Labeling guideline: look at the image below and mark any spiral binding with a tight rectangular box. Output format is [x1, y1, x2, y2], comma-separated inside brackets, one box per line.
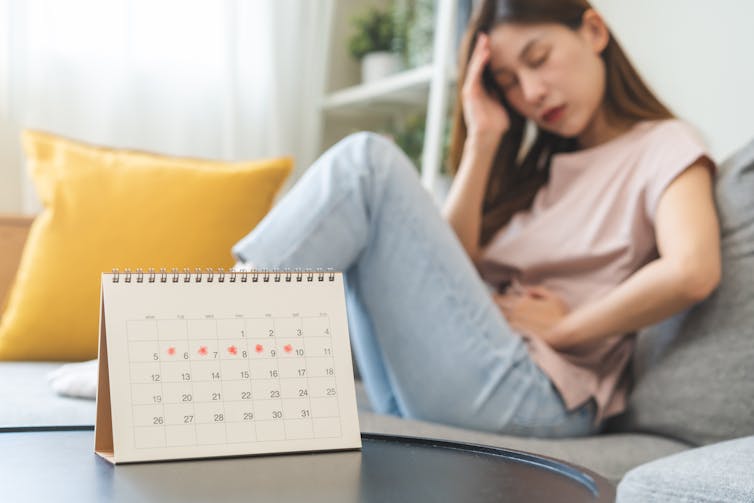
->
[111, 267, 337, 284]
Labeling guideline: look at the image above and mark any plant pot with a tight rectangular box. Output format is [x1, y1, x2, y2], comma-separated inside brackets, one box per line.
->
[361, 52, 403, 84]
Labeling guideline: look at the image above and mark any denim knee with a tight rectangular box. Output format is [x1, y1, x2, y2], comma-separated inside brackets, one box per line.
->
[334, 131, 420, 191]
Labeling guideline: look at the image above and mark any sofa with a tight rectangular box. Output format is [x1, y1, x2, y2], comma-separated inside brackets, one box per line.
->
[1, 136, 753, 501]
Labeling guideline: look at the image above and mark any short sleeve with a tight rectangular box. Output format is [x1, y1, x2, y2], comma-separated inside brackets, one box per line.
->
[642, 120, 714, 222]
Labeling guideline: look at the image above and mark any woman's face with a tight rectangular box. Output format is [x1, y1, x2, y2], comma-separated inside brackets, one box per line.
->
[486, 11, 610, 139]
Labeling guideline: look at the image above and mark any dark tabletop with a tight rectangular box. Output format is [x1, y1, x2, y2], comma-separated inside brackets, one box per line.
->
[0, 426, 614, 502]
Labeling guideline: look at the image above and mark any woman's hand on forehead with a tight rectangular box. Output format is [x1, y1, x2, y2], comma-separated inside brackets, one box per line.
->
[461, 33, 510, 142]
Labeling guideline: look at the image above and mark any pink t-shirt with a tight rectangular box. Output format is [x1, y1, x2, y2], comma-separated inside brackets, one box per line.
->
[477, 119, 711, 424]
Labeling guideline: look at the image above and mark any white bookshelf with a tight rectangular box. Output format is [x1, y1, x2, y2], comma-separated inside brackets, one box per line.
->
[318, 0, 459, 203]
[322, 64, 434, 115]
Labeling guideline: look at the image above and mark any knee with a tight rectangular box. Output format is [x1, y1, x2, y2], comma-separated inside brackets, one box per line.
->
[336, 131, 418, 182]
[330, 131, 378, 163]
[338, 131, 390, 156]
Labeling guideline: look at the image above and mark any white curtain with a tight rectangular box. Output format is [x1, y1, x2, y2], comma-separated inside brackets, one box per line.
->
[0, 0, 332, 213]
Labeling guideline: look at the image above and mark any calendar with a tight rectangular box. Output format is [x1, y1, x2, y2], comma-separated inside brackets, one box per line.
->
[95, 268, 361, 464]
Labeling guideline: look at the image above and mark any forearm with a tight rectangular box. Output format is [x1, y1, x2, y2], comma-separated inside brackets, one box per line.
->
[551, 163, 721, 351]
[442, 135, 500, 261]
[550, 257, 717, 351]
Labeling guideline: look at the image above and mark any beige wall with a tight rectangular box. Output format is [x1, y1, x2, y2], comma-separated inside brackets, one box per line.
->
[0, 0, 22, 214]
[592, 0, 754, 161]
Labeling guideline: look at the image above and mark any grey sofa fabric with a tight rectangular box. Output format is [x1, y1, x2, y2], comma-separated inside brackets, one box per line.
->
[616, 435, 754, 502]
[616, 138, 754, 446]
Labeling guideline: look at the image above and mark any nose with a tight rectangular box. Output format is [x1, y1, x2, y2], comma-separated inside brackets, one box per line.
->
[518, 70, 547, 106]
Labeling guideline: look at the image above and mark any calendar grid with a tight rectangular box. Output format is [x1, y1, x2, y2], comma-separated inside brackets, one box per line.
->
[183, 319, 198, 443]
[125, 313, 343, 449]
[302, 316, 315, 435]
[216, 319, 230, 443]
[327, 315, 342, 436]
[244, 322, 260, 443]
[273, 316, 286, 440]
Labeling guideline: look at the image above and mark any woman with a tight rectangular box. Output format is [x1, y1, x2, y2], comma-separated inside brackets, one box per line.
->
[232, 0, 720, 438]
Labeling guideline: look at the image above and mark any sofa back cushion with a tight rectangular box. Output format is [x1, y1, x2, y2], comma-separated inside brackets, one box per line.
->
[617, 138, 754, 445]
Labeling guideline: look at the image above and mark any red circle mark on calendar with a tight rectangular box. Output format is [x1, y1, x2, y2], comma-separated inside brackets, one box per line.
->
[228, 345, 238, 355]
[167, 347, 176, 356]
[198, 346, 208, 356]
[284, 344, 293, 353]
[255, 344, 264, 353]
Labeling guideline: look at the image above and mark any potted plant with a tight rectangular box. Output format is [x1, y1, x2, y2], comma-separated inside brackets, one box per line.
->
[348, 6, 404, 83]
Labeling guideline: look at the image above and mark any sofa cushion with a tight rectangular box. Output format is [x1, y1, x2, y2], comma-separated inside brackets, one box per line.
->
[0, 130, 291, 361]
[617, 436, 754, 503]
[617, 138, 754, 445]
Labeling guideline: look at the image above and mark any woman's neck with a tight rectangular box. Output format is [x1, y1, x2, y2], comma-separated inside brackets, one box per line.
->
[577, 106, 633, 149]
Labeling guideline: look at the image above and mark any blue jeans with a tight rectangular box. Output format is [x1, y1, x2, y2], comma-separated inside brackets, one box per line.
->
[232, 132, 597, 438]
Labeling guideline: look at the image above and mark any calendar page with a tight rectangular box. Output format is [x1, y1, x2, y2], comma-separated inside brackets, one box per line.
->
[95, 270, 361, 464]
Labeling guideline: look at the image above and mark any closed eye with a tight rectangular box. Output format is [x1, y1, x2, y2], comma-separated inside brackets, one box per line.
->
[528, 49, 550, 68]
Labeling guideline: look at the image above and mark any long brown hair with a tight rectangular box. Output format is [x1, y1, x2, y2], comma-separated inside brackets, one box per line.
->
[449, 0, 674, 246]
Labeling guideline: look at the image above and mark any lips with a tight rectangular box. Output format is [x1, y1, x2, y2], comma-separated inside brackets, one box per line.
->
[542, 105, 566, 124]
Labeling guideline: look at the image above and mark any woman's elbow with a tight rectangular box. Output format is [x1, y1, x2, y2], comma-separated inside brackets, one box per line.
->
[678, 258, 721, 303]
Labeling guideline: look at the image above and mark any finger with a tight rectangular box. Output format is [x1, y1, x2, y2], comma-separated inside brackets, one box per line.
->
[495, 296, 519, 310]
[463, 34, 490, 93]
[505, 296, 536, 312]
[524, 287, 569, 313]
[524, 285, 556, 300]
[497, 300, 516, 316]
[468, 33, 488, 68]
[471, 35, 490, 75]
[495, 291, 523, 301]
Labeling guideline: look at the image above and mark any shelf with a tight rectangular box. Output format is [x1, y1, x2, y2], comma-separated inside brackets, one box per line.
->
[319, 0, 460, 196]
[321, 64, 434, 116]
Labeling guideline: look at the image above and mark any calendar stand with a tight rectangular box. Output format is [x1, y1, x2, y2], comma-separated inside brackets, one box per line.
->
[94, 299, 115, 460]
[96, 269, 362, 463]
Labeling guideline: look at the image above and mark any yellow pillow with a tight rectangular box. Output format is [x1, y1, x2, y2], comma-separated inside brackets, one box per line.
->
[0, 130, 292, 361]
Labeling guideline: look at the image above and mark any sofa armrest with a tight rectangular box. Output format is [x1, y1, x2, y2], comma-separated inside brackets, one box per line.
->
[617, 436, 754, 502]
[0, 214, 34, 309]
